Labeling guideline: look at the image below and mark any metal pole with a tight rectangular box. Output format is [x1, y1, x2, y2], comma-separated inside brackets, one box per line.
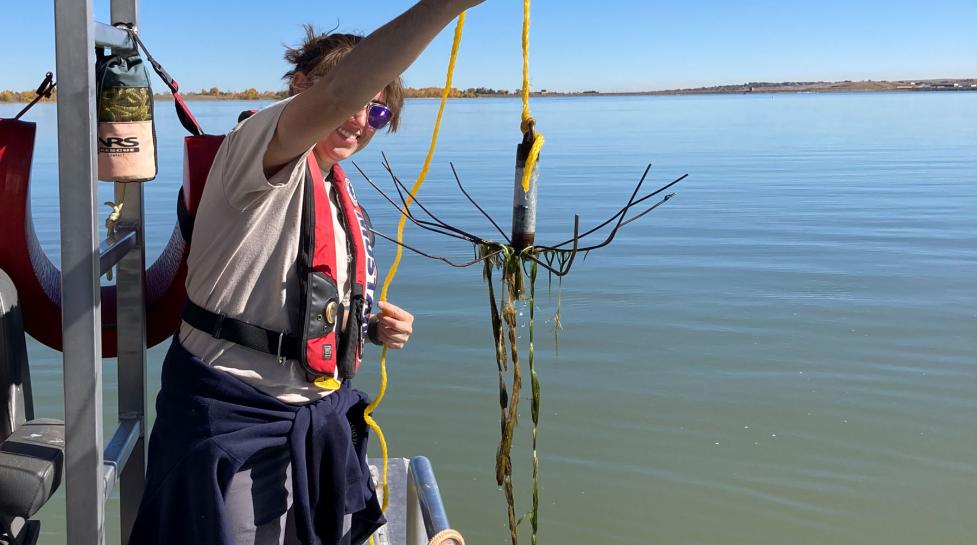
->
[406, 469, 426, 545]
[113, 186, 146, 543]
[407, 457, 454, 542]
[54, 0, 105, 543]
[511, 132, 539, 252]
[108, 3, 147, 541]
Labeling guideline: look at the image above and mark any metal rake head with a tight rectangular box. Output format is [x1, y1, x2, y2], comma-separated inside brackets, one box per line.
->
[351, 153, 686, 277]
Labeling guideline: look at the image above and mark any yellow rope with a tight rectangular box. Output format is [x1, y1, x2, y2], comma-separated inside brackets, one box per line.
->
[519, 0, 544, 193]
[364, 11, 467, 518]
[368, 1, 536, 537]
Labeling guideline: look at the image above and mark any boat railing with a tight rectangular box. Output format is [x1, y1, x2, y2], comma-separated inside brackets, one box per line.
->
[407, 457, 457, 544]
[54, 1, 147, 544]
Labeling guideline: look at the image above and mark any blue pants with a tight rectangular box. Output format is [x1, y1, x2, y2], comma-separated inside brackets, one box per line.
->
[128, 338, 384, 545]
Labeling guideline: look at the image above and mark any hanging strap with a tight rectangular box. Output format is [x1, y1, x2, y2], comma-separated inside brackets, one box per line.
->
[14, 72, 56, 121]
[118, 25, 204, 136]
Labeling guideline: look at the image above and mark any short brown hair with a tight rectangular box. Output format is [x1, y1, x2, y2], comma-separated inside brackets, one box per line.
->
[283, 24, 404, 133]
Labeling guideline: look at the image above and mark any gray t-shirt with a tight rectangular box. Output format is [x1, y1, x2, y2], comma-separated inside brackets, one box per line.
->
[179, 98, 352, 404]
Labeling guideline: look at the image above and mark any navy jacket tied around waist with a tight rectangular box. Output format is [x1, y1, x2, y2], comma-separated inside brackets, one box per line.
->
[128, 338, 385, 545]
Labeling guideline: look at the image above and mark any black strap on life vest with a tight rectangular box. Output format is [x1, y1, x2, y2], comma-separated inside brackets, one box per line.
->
[182, 299, 351, 363]
[182, 299, 319, 362]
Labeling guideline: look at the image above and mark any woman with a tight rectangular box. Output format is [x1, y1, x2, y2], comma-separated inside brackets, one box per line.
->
[129, 2, 485, 544]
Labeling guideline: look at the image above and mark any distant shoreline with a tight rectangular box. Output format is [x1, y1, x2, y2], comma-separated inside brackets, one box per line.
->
[157, 81, 977, 102]
[601, 78, 977, 97]
[3, 78, 975, 103]
[165, 79, 977, 101]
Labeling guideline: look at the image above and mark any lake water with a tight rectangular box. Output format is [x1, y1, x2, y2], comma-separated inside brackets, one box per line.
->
[3, 92, 976, 545]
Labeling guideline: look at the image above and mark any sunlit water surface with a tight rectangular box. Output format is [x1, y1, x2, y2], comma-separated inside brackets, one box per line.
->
[4, 91, 975, 544]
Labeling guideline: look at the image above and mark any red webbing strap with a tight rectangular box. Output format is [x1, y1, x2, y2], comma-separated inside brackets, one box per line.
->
[121, 26, 204, 137]
[172, 93, 203, 137]
[305, 153, 340, 376]
[329, 163, 370, 367]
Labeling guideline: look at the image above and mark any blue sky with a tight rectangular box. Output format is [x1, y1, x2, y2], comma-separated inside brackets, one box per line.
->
[3, 1, 976, 93]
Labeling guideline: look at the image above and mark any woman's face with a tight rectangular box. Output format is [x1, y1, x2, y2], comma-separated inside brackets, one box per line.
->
[314, 91, 385, 167]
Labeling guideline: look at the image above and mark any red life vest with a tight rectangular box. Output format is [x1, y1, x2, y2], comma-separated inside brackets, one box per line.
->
[180, 145, 378, 381]
[300, 153, 377, 379]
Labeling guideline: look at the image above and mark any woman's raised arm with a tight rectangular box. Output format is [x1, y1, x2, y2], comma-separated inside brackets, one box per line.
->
[264, 0, 483, 173]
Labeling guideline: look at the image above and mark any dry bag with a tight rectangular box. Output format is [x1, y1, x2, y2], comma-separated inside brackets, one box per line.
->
[96, 45, 157, 182]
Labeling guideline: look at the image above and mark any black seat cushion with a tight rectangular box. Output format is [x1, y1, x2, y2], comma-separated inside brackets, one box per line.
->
[0, 418, 64, 518]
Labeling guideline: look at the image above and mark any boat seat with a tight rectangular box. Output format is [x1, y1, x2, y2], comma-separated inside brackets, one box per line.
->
[0, 418, 64, 518]
[1, 269, 65, 520]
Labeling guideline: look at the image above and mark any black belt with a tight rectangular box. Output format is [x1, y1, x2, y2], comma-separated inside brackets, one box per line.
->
[182, 300, 302, 362]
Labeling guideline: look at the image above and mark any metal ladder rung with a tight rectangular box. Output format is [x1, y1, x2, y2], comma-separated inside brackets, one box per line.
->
[101, 417, 141, 501]
[99, 228, 137, 277]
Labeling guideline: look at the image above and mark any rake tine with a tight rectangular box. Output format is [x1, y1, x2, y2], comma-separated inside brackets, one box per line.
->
[523, 254, 564, 276]
[353, 160, 420, 218]
[539, 171, 639, 254]
[380, 153, 412, 209]
[618, 193, 675, 229]
[379, 153, 443, 230]
[382, 162, 451, 227]
[548, 170, 687, 249]
[352, 161, 481, 244]
[615, 162, 651, 223]
[560, 215, 581, 275]
[569, 193, 674, 253]
[526, 215, 579, 277]
[380, 153, 438, 222]
[378, 156, 488, 244]
[450, 162, 511, 244]
[551, 163, 650, 248]
[379, 156, 486, 243]
[370, 228, 500, 268]
[380, 154, 425, 222]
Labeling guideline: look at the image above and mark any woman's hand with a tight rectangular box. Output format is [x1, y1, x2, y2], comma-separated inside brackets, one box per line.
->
[373, 301, 414, 349]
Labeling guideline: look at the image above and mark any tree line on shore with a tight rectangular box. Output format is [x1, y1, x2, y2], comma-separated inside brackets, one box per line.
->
[1, 86, 518, 103]
[1, 89, 58, 103]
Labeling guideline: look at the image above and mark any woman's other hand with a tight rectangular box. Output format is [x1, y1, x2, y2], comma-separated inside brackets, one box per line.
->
[373, 301, 414, 349]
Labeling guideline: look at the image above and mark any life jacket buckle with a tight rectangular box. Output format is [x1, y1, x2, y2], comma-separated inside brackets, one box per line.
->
[276, 332, 286, 365]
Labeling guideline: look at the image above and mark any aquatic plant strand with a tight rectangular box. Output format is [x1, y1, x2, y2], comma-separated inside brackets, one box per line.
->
[527, 259, 540, 545]
[482, 245, 553, 545]
[501, 253, 524, 545]
[364, 11, 467, 519]
[483, 246, 522, 545]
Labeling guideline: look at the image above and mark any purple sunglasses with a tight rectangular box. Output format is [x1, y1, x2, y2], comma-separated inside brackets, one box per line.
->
[365, 101, 393, 130]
